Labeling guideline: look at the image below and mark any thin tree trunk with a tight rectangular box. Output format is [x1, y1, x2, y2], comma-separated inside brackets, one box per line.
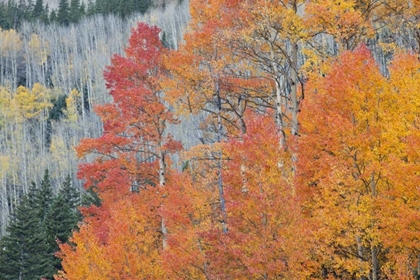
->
[158, 149, 168, 249]
[269, 40, 286, 149]
[372, 246, 379, 280]
[355, 234, 367, 280]
[371, 172, 379, 280]
[290, 42, 299, 137]
[216, 87, 228, 233]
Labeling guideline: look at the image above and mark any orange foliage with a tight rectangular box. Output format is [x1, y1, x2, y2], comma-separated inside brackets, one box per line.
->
[200, 112, 309, 279]
[298, 45, 420, 278]
[56, 0, 420, 279]
[56, 23, 183, 279]
[56, 193, 165, 279]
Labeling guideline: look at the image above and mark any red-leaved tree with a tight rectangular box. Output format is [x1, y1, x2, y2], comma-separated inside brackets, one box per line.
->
[56, 23, 182, 279]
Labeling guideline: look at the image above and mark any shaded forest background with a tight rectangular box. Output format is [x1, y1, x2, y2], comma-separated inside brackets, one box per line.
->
[0, 0, 184, 28]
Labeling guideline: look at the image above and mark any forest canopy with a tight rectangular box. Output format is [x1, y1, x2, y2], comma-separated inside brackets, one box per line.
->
[1, 0, 420, 279]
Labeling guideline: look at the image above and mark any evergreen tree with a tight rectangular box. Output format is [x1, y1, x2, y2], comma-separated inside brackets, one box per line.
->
[0, 5, 8, 29]
[40, 3, 49, 24]
[0, 172, 81, 280]
[32, 0, 44, 19]
[81, 186, 101, 208]
[96, 0, 117, 15]
[116, 0, 133, 17]
[69, 0, 81, 23]
[137, 0, 152, 14]
[45, 195, 78, 272]
[49, 94, 67, 121]
[49, 9, 58, 22]
[45, 175, 81, 273]
[79, 2, 86, 17]
[57, 0, 70, 26]
[7, 0, 20, 29]
[86, 0, 96, 16]
[60, 175, 80, 209]
[34, 169, 54, 223]
[0, 184, 53, 279]
[18, 0, 33, 22]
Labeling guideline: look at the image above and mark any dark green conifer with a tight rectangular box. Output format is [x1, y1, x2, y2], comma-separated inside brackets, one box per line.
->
[60, 175, 80, 209]
[86, 0, 96, 16]
[34, 170, 54, 223]
[0, 3, 9, 28]
[32, 0, 44, 19]
[40, 3, 49, 24]
[57, 0, 70, 25]
[69, 0, 81, 23]
[0, 183, 53, 279]
[137, 0, 152, 14]
[79, 2, 86, 17]
[7, 0, 21, 29]
[49, 9, 58, 22]
[45, 175, 81, 272]
[45, 195, 78, 271]
[0, 172, 81, 280]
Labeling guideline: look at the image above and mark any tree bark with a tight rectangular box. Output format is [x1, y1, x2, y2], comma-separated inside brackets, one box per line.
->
[158, 149, 168, 249]
[216, 87, 228, 233]
[290, 42, 299, 137]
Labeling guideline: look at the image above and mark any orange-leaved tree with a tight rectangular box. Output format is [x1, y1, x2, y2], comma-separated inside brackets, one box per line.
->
[298, 45, 420, 279]
[197, 112, 309, 279]
[56, 23, 182, 279]
[162, 0, 260, 239]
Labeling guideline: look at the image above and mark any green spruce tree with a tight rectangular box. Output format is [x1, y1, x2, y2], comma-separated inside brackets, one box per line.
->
[69, 0, 81, 23]
[40, 3, 49, 24]
[86, 0, 96, 16]
[34, 170, 54, 223]
[0, 3, 9, 28]
[79, 2, 86, 17]
[49, 9, 58, 22]
[45, 175, 81, 273]
[7, 0, 21, 29]
[137, 0, 152, 14]
[60, 175, 80, 209]
[32, 0, 44, 19]
[81, 186, 101, 208]
[0, 183, 53, 280]
[57, 0, 70, 25]
[45, 197, 77, 272]
[0, 172, 81, 280]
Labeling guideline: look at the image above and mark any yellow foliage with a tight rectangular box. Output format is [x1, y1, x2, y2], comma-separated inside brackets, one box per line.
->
[299, 47, 420, 278]
[0, 28, 22, 56]
[28, 33, 50, 65]
[0, 156, 10, 177]
[63, 89, 80, 123]
[0, 87, 13, 126]
[14, 84, 53, 120]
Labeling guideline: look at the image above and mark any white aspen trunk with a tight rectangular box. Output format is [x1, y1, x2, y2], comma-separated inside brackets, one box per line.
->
[0, 176, 9, 236]
[371, 173, 379, 280]
[21, 124, 28, 194]
[158, 148, 168, 249]
[371, 246, 379, 280]
[290, 42, 299, 137]
[216, 86, 228, 234]
[269, 40, 286, 149]
[356, 234, 365, 280]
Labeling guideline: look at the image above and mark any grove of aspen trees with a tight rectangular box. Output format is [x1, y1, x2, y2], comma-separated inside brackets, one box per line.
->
[1, 0, 420, 279]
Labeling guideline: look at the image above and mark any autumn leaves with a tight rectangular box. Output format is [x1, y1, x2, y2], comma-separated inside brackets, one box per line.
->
[299, 47, 420, 278]
[57, 0, 420, 279]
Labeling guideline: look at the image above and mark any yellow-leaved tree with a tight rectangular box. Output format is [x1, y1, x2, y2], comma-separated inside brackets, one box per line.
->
[298, 46, 420, 279]
[14, 83, 52, 121]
